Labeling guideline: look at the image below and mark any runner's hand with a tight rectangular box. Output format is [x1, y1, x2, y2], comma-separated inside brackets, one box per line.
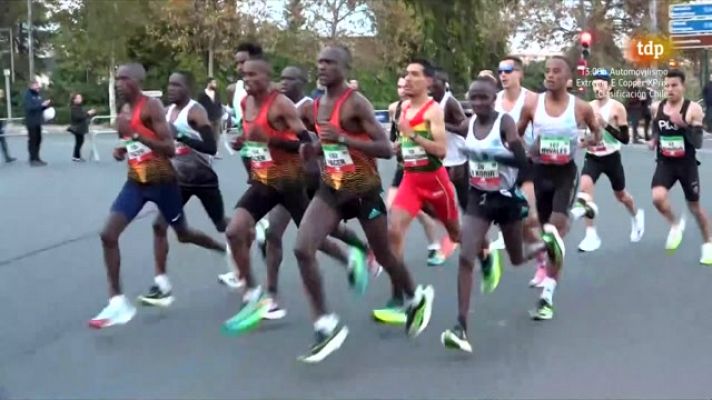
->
[113, 146, 126, 161]
[317, 122, 344, 142]
[669, 111, 687, 127]
[231, 136, 245, 151]
[647, 139, 657, 151]
[392, 141, 401, 154]
[300, 142, 318, 161]
[595, 113, 607, 129]
[398, 119, 415, 139]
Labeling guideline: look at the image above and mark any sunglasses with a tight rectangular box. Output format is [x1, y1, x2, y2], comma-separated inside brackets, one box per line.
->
[498, 67, 516, 75]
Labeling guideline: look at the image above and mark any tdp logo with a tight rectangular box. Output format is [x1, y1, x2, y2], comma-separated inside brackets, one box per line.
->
[637, 41, 664, 59]
[629, 35, 674, 66]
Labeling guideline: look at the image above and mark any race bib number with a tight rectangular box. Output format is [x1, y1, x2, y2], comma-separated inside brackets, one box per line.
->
[469, 160, 501, 191]
[125, 139, 154, 164]
[175, 141, 191, 156]
[322, 144, 355, 173]
[539, 136, 571, 164]
[245, 141, 273, 169]
[660, 136, 685, 158]
[401, 140, 428, 168]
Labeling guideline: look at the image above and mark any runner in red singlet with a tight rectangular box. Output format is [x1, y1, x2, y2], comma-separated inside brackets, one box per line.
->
[89, 63, 224, 330]
[295, 46, 434, 362]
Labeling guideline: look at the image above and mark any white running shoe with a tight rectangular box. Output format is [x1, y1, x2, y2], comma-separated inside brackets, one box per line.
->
[700, 243, 712, 265]
[263, 298, 287, 320]
[578, 228, 601, 252]
[630, 209, 645, 242]
[665, 217, 686, 252]
[491, 231, 505, 250]
[88, 295, 136, 329]
[218, 271, 245, 289]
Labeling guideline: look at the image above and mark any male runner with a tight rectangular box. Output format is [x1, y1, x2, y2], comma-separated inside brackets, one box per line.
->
[136, 71, 229, 306]
[387, 76, 446, 266]
[219, 42, 264, 288]
[295, 46, 434, 361]
[495, 56, 546, 284]
[441, 77, 562, 352]
[518, 56, 601, 320]
[574, 70, 644, 252]
[388, 59, 460, 268]
[648, 69, 712, 264]
[89, 64, 225, 329]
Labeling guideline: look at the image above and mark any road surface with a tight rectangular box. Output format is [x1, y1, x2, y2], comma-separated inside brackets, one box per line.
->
[1, 133, 711, 399]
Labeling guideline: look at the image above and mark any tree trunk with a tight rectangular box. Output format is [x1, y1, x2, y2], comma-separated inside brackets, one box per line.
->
[208, 35, 214, 77]
[108, 53, 116, 125]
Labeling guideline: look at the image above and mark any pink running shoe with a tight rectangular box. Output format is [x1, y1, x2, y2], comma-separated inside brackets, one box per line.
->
[529, 253, 547, 288]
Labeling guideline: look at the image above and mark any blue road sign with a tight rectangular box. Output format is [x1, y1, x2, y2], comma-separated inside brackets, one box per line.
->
[670, 18, 712, 35]
[670, 3, 712, 20]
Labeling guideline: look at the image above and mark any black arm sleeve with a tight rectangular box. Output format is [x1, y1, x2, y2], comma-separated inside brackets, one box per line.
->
[177, 124, 217, 155]
[687, 125, 704, 149]
[606, 124, 630, 144]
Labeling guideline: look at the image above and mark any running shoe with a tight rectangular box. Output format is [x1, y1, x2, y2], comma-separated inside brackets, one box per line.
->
[491, 231, 505, 250]
[440, 235, 458, 259]
[366, 250, 383, 278]
[217, 271, 245, 289]
[255, 218, 269, 260]
[630, 209, 645, 242]
[372, 299, 407, 325]
[347, 247, 368, 295]
[137, 285, 174, 307]
[577, 228, 601, 252]
[541, 224, 565, 266]
[666, 217, 686, 254]
[298, 322, 349, 363]
[700, 243, 712, 265]
[480, 248, 502, 294]
[222, 290, 271, 336]
[529, 262, 547, 288]
[427, 248, 446, 266]
[570, 193, 598, 220]
[405, 284, 435, 338]
[441, 324, 472, 353]
[529, 298, 554, 320]
[88, 296, 137, 329]
[263, 297, 287, 320]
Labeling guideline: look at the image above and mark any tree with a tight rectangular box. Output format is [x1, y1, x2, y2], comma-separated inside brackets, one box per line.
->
[302, 0, 371, 41]
[1, 0, 54, 82]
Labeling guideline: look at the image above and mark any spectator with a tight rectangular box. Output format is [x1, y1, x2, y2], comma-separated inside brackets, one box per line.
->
[68, 93, 95, 162]
[702, 73, 712, 130]
[348, 79, 359, 90]
[626, 78, 651, 142]
[0, 89, 16, 163]
[197, 77, 223, 149]
[24, 80, 51, 166]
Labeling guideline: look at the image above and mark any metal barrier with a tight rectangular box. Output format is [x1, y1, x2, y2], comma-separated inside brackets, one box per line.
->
[0, 117, 28, 136]
[88, 114, 117, 162]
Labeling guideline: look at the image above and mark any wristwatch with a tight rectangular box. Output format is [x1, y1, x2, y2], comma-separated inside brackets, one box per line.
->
[132, 133, 140, 141]
[337, 135, 346, 144]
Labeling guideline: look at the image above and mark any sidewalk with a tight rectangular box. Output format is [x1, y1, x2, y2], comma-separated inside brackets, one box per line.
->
[2, 123, 72, 137]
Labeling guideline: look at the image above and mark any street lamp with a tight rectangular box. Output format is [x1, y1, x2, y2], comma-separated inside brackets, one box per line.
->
[0, 28, 15, 82]
[3, 68, 11, 121]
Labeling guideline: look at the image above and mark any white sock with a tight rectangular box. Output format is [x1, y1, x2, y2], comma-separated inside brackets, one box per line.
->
[314, 314, 338, 333]
[540, 277, 557, 304]
[109, 294, 127, 307]
[154, 274, 172, 293]
[585, 226, 597, 236]
[427, 242, 441, 251]
[242, 286, 262, 303]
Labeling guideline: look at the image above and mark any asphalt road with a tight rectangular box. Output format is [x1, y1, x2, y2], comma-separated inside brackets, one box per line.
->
[1, 133, 712, 399]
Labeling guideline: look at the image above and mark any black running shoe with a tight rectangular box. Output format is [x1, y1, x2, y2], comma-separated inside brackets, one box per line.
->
[137, 285, 174, 307]
[298, 323, 349, 363]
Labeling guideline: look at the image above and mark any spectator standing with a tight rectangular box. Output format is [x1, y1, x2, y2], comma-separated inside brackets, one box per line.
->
[24, 80, 51, 166]
[68, 93, 95, 162]
[197, 77, 223, 156]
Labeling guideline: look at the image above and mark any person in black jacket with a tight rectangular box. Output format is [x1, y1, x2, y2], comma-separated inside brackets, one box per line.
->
[196, 77, 223, 156]
[68, 93, 96, 161]
[24, 80, 51, 166]
[0, 89, 16, 163]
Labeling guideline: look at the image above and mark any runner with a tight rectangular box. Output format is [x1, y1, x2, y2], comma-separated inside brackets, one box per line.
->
[387, 76, 447, 266]
[219, 42, 264, 288]
[574, 69, 644, 252]
[648, 69, 712, 263]
[387, 59, 460, 270]
[494, 56, 548, 285]
[440, 77, 562, 352]
[134, 71, 230, 306]
[89, 64, 225, 329]
[518, 56, 601, 320]
[256, 65, 374, 320]
[295, 46, 434, 362]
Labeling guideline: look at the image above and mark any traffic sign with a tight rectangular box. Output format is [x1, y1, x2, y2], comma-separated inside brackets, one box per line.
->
[670, 3, 712, 20]
[670, 18, 712, 35]
[672, 34, 712, 49]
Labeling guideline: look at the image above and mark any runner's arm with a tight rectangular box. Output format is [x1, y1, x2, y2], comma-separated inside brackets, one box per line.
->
[269, 96, 311, 153]
[581, 100, 602, 146]
[517, 95, 536, 137]
[496, 114, 528, 168]
[181, 103, 217, 155]
[406, 105, 446, 158]
[685, 101, 704, 149]
[445, 98, 467, 134]
[341, 94, 392, 158]
[135, 98, 176, 157]
[649, 102, 660, 142]
[606, 102, 630, 144]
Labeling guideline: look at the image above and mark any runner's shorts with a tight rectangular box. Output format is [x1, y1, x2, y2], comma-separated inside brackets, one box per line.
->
[532, 161, 578, 224]
[392, 166, 459, 224]
[316, 183, 387, 222]
[177, 185, 226, 231]
[651, 158, 700, 202]
[236, 181, 310, 225]
[391, 164, 404, 187]
[465, 186, 529, 225]
[111, 179, 185, 226]
[581, 151, 626, 192]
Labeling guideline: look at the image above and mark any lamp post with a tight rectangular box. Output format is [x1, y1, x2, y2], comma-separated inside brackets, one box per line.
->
[4, 69, 11, 121]
[0, 28, 15, 82]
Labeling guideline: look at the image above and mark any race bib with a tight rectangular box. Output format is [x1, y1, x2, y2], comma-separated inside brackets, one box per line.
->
[401, 140, 428, 168]
[322, 144, 355, 173]
[660, 136, 685, 158]
[175, 141, 191, 156]
[539, 136, 571, 164]
[125, 139, 154, 164]
[244, 141, 273, 169]
[469, 160, 501, 191]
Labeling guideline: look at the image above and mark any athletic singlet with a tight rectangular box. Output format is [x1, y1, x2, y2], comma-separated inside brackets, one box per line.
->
[390, 100, 404, 166]
[241, 91, 303, 190]
[465, 113, 518, 191]
[440, 92, 467, 167]
[399, 99, 441, 172]
[495, 88, 535, 147]
[166, 100, 217, 186]
[655, 99, 695, 161]
[122, 96, 175, 184]
[314, 88, 381, 193]
[587, 99, 621, 157]
[532, 93, 578, 165]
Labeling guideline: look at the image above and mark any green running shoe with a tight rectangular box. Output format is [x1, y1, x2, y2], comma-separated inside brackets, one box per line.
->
[372, 298, 406, 325]
[347, 247, 368, 295]
[529, 299, 554, 321]
[441, 324, 472, 353]
[222, 292, 271, 336]
[480, 248, 502, 294]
